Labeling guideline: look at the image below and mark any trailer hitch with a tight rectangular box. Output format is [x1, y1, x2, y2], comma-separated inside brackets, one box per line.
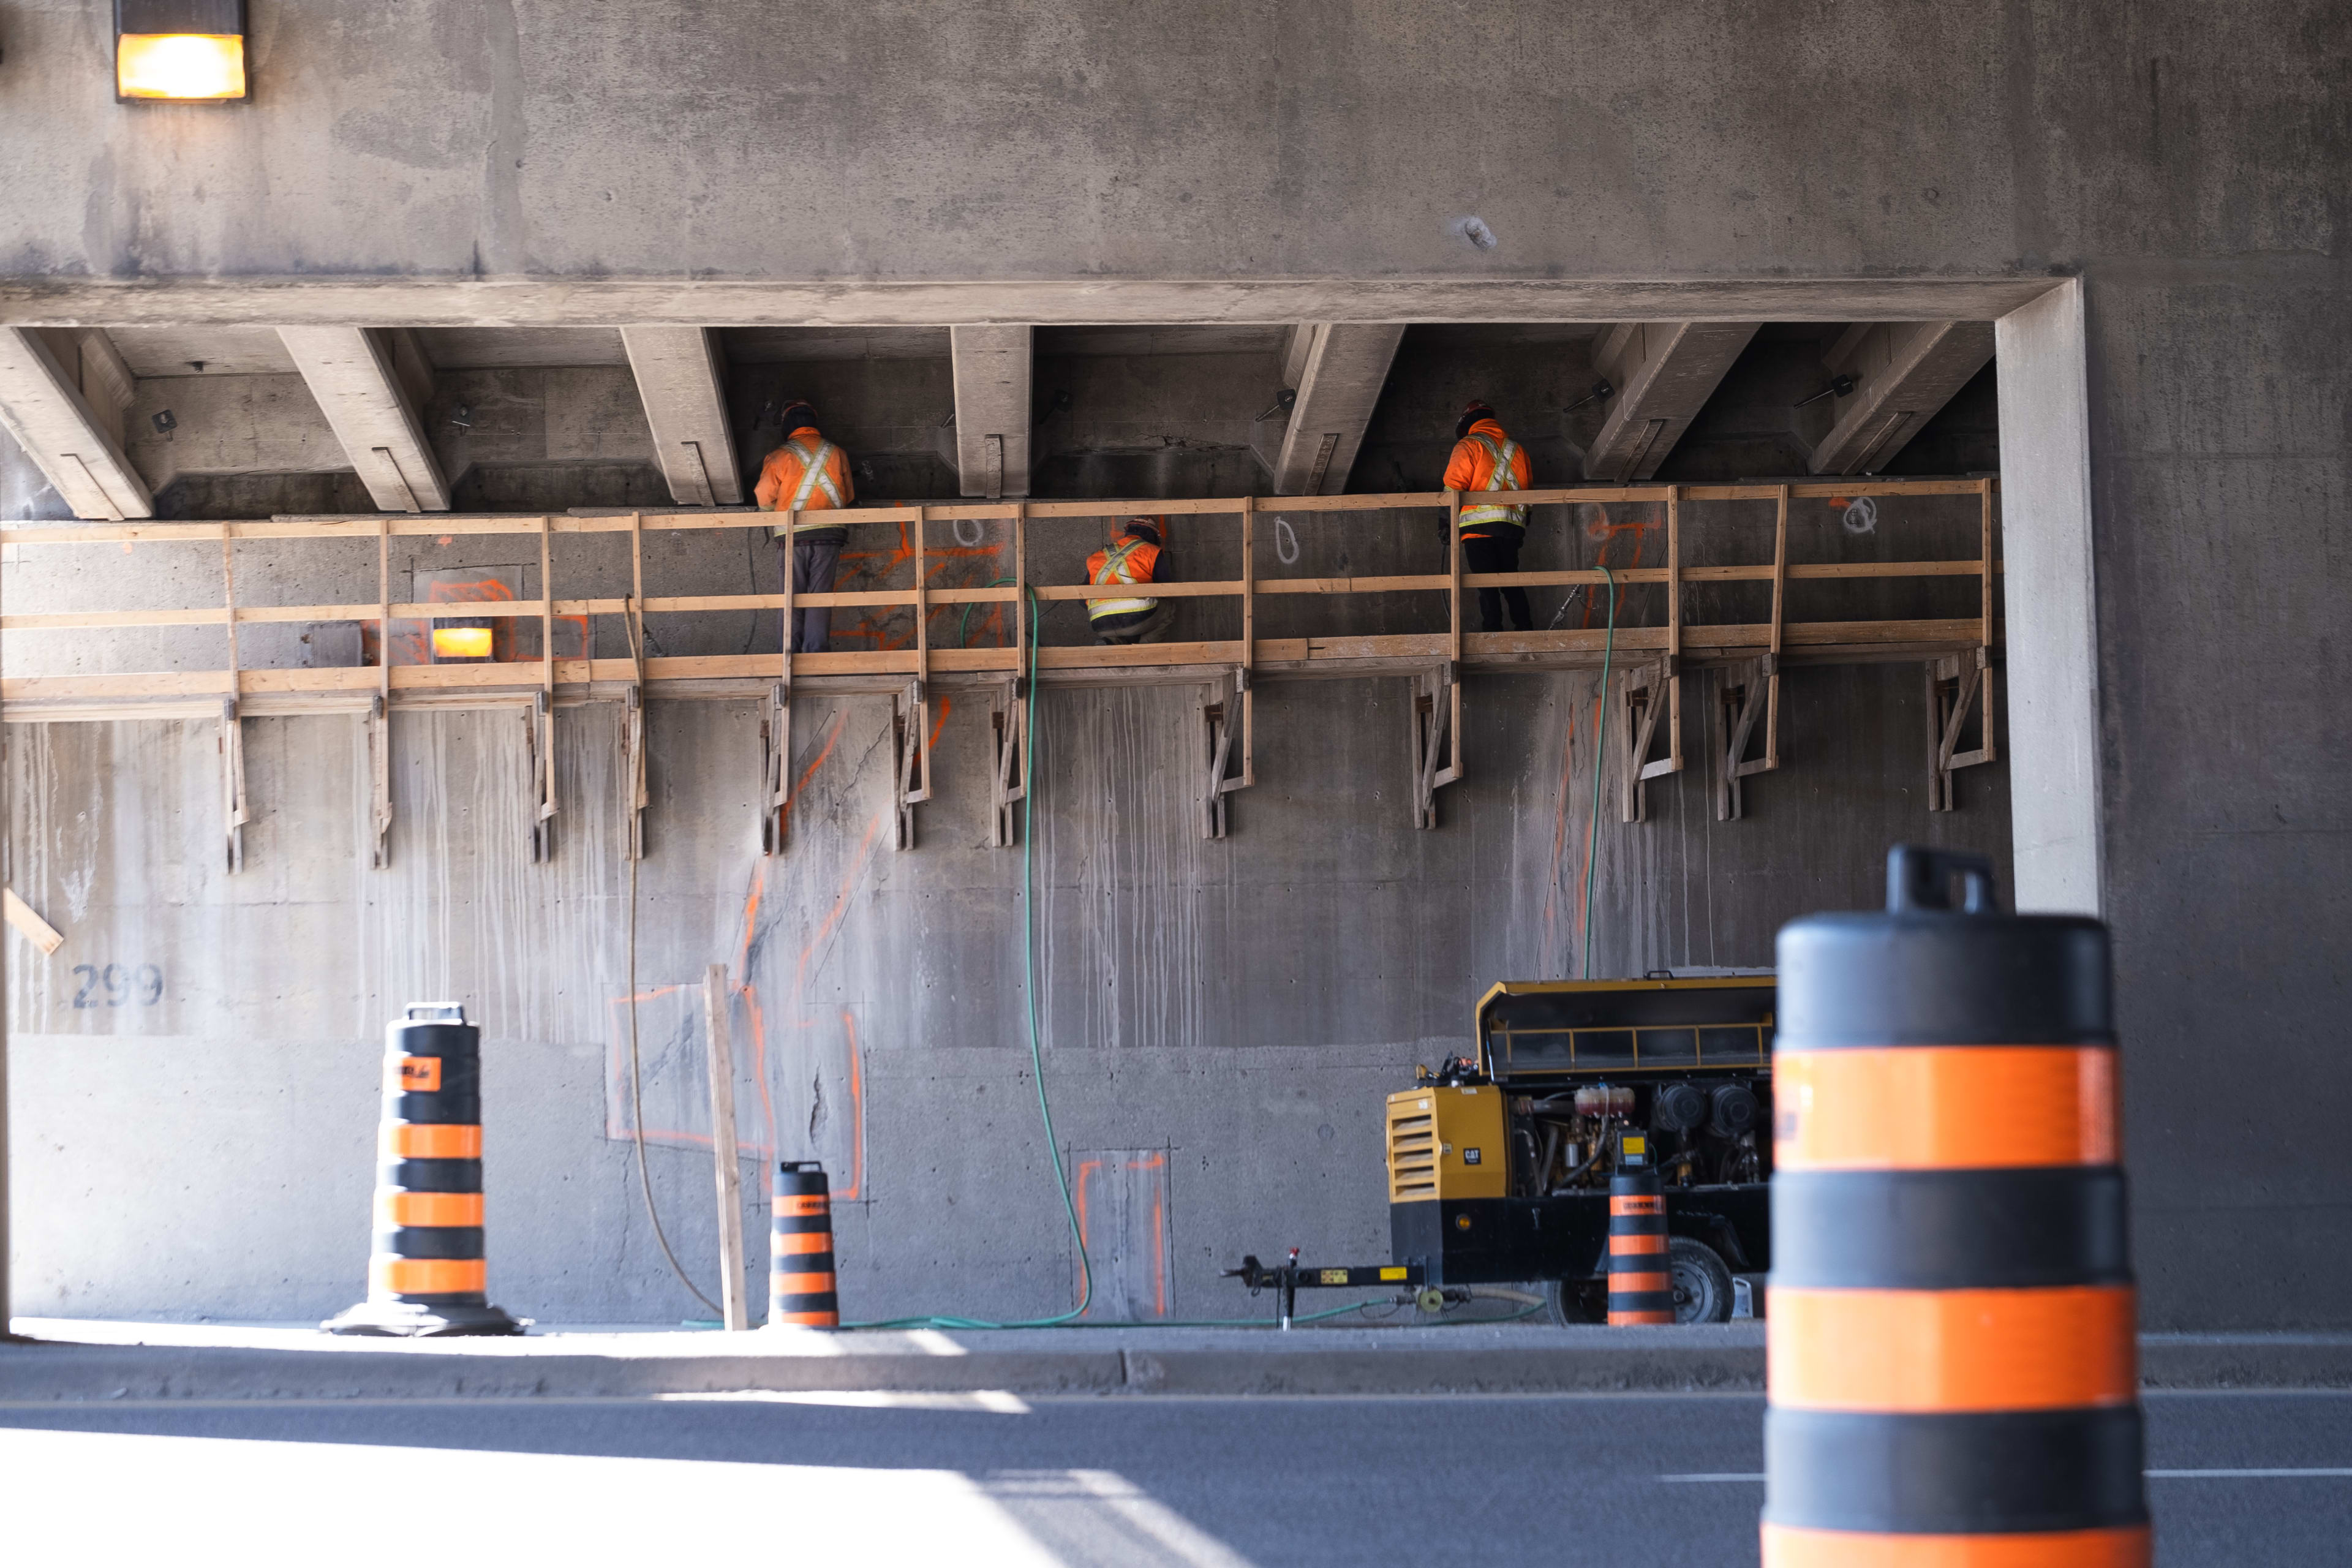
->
[1223, 1248, 1428, 1330]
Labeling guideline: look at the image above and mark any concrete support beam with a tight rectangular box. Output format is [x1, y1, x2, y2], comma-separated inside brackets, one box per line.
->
[1271, 324, 1406, 496]
[0, 327, 153, 520]
[950, 325, 1031, 499]
[620, 327, 742, 506]
[1808, 320, 1995, 476]
[276, 326, 451, 513]
[1994, 281, 2101, 916]
[1581, 322, 1758, 481]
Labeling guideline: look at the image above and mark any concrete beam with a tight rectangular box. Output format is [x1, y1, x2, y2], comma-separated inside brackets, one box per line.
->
[1581, 322, 1758, 481]
[620, 327, 742, 506]
[950, 325, 1031, 499]
[1995, 281, 2101, 916]
[0, 279, 2071, 331]
[1808, 320, 1995, 476]
[1271, 325, 1406, 496]
[276, 326, 451, 512]
[0, 327, 153, 520]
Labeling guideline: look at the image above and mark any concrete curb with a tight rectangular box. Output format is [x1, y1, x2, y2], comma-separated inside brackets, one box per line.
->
[4, 1329, 2348, 1401]
[0, 1326, 1767, 1401]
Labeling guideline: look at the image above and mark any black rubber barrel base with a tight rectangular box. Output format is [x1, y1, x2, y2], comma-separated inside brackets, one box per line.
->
[321, 1300, 526, 1336]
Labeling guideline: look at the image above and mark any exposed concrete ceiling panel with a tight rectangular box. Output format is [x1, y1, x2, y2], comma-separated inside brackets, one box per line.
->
[0, 326, 154, 519]
[1809, 320, 1996, 475]
[1582, 321, 1760, 481]
[124, 375, 348, 492]
[723, 328, 952, 363]
[413, 327, 628, 369]
[106, 327, 299, 379]
[277, 326, 451, 512]
[1271, 324, 1406, 496]
[620, 327, 742, 506]
[1035, 325, 1290, 358]
[950, 325, 1031, 499]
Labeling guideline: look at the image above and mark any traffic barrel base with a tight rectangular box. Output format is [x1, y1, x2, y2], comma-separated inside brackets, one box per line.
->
[769, 1160, 839, 1329]
[325, 1004, 522, 1338]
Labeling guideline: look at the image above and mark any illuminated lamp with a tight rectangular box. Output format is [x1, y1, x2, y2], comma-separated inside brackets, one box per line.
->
[116, 0, 247, 103]
[431, 624, 496, 662]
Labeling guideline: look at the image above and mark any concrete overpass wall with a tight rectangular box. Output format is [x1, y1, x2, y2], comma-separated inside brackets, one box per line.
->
[0, 1, 2342, 1327]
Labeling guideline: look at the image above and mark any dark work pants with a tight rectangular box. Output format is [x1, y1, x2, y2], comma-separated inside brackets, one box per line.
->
[784, 536, 843, 653]
[1461, 529, 1531, 632]
[1091, 600, 1175, 646]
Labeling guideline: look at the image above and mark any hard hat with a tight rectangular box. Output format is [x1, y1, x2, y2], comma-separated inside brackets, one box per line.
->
[778, 399, 818, 431]
[1457, 399, 1496, 439]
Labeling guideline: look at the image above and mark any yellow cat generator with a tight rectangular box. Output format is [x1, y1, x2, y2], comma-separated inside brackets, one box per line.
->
[1231, 975, 1774, 1325]
[1393, 976, 1773, 1322]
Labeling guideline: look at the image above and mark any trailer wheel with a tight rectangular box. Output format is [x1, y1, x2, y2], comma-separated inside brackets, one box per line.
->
[1542, 1278, 1603, 1325]
[1670, 1237, 1734, 1324]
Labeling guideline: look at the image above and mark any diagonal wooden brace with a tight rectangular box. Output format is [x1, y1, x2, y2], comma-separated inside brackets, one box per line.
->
[220, 696, 248, 874]
[760, 680, 790, 856]
[893, 678, 931, 851]
[1925, 648, 1996, 812]
[1620, 660, 1679, 824]
[989, 677, 1027, 849]
[1409, 664, 1461, 830]
[527, 689, 558, 863]
[1714, 654, 1777, 822]
[1199, 667, 1250, 841]
[368, 694, 393, 869]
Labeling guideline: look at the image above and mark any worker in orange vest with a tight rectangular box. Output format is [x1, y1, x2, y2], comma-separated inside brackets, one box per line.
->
[755, 400, 856, 654]
[1085, 519, 1174, 645]
[1443, 399, 1534, 633]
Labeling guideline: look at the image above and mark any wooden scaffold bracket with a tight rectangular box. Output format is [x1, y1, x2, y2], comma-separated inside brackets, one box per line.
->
[368, 515, 393, 869]
[368, 694, 393, 869]
[1620, 659, 1681, 824]
[1713, 654, 1779, 822]
[1199, 666, 1251, 841]
[1926, 646, 1996, 812]
[758, 680, 790, 857]
[219, 531, 248, 873]
[527, 689, 557, 863]
[219, 696, 248, 875]
[1409, 663, 1462, 831]
[892, 677, 932, 851]
[529, 515, 559, 863]
[989, 676, 1027, 849]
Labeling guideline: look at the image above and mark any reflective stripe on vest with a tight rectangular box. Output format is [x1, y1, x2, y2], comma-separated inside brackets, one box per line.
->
[774, 437, 846, 534]
[1087, 536, 1159, 620]
[1459, 432, 1527, 530]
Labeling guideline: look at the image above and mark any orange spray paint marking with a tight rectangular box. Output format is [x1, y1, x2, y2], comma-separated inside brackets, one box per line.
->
[783, 710, 846, 832]
[927, 696, 952, 754]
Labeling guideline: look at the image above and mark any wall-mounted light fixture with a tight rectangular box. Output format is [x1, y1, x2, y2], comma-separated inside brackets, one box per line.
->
[116, 0, 247, 103]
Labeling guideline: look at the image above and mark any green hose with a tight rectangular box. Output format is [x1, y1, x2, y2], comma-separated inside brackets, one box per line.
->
[843, 590, 1555, 1333]
[1581, 563, 1617, 982]
[845, 590, 1094, 1330]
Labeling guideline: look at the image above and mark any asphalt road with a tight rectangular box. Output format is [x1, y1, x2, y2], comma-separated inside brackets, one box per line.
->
[1, 1389, 2345, 1565]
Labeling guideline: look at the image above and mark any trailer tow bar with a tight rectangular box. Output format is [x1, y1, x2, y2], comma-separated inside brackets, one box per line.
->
[1223, 1250, 1430, 1330]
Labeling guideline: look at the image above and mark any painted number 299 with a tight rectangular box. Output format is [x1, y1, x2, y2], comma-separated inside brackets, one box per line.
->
[72, 964, 164, 1008]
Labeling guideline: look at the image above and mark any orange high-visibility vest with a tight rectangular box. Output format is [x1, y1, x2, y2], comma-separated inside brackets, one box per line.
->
[1085, 534, 1162, 620]
[758, 428, 855, 537]
[1444, 419, 1531, 531]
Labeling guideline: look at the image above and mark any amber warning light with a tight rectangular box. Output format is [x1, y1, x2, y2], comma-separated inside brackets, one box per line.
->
[431, 627, 495, 660]
[116, 1, 248, 102]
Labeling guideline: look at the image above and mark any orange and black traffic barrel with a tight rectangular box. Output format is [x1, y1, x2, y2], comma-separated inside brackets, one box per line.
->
[325, 1003, 521, 1336]
[1763, 846, 2146, 1566]
[770, 1160, 839, 1328]
[1607, 1138, 1673, 1325]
